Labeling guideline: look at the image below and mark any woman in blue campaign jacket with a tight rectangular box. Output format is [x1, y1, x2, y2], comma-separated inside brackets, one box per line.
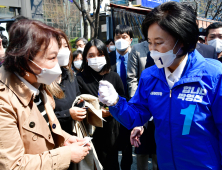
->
[98, 2, 222, 170]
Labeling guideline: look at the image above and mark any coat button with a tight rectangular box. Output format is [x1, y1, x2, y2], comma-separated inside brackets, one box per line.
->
[29, 122, 35, 128]
[32, 134, 38, 141]
[52, 124, 56, 129]
[48, 134, 51, 139]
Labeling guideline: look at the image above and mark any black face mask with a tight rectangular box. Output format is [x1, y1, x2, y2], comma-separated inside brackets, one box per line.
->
[218, 57, 222, 62]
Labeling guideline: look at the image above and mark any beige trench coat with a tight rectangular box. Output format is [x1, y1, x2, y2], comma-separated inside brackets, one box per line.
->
[0, 67, 72, 170]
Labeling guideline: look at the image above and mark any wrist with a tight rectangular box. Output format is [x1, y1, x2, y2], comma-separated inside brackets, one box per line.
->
[113, 95, 119, 106]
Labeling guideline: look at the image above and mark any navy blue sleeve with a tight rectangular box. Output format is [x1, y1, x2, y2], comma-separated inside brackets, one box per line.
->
[55, 109, 71, 119]
[75, 76, 81, 96]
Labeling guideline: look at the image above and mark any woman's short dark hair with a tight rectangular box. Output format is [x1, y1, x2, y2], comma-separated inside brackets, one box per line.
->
[105, 39, 114, 45]
[206, 22, 222, 37]
[6, 15, 29, 33]
[142, 1, 199, 56]
[3, 19, 62, 76]
[115, 25, 133, 38]
[73, 50, 83, 61]
[81, 39, 111, 73]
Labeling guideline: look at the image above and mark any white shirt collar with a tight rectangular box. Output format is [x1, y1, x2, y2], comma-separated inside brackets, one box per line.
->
[14, 72, 40, 96]
[164, 54, 188, 89]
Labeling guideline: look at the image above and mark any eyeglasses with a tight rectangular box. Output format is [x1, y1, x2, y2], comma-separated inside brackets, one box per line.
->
[76, 44, 85, 48]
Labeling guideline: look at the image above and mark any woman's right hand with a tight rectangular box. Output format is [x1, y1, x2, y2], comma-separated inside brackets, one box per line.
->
[69, 141, 91, 163]
[98, 80, 119, 106]
[69, 107, 87, 121]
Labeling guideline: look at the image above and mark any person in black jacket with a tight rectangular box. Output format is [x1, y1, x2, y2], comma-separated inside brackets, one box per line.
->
[109, 25, 133, 170]
[77, 39, 125, 170]
[47, 32, 87, 170]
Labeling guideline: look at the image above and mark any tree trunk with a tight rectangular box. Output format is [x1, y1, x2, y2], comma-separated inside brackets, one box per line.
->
[90, 22, 95, 39]
[83, 15, 88, 39]
[93, 0, 101, 39]
[94, 14, 100, 38]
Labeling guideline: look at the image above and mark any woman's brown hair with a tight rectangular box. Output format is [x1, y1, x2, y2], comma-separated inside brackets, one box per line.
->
[3, 19, 62, 76]
[46, 30, 75, 99]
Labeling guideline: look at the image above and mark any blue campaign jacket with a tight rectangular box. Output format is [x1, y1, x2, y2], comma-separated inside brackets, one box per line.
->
[109, 50, 222, 170]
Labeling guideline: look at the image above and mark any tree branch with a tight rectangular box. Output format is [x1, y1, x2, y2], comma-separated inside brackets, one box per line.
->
[71, 0, 81, 11]
[212, 2, 222, 20]
[204, 0, 212, 18]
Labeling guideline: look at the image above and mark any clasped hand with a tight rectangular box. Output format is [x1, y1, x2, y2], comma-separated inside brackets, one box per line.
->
[64, 136, 91, 163]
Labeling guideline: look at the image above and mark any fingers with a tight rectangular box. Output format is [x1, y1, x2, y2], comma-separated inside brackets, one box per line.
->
[77, 99, 84, 104]
[74, 107, 86, 112]
[130, 136, 134, 145]
[99, 80, 112, 87]
[71, 107, 87, 115]
[76, 115, 86, 121]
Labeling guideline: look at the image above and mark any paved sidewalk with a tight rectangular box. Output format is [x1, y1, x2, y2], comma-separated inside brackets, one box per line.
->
[118, 147, 153, 170]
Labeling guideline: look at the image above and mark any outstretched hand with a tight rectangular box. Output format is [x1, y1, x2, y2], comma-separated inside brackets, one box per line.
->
[98, 80, 118, 106]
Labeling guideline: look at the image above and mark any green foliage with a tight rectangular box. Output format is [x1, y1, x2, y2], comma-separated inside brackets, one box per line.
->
[70, 37, 78, 48]
[69, 37, 91, 52]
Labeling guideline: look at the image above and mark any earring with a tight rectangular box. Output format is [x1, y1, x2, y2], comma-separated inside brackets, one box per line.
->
[26, 72, 29, 76]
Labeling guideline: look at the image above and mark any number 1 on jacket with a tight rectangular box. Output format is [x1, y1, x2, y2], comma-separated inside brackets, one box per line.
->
[180, 105, 196, 135]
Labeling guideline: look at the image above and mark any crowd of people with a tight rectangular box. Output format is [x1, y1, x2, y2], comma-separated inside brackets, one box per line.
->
[0, 1, 222, 170]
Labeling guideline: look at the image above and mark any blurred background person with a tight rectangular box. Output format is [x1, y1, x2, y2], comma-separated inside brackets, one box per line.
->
[0, 36, 6, 66]
[127, 39, 157, 170]
[77, 39, 125, 170]
[105, 38, 115, 53]
[75, 37, 88, 52]
[127, 40, 149, 98]
[198, 35, 205, 44]
[72, 50, 83, 75]
[205, 22, 222, 61]
[47, 31, 101, 170]
[109, 24, 133, 170]
[0, 19, 90, 170]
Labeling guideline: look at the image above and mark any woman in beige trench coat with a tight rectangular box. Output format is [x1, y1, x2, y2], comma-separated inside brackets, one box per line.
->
[0, 19, 90, 170]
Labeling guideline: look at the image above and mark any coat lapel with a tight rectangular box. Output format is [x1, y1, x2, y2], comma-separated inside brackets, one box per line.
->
[42, 90, 66, 147]
[22, 102, 55, 146]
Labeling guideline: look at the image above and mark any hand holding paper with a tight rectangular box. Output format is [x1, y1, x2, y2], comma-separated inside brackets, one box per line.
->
[98, 80, 118, 106]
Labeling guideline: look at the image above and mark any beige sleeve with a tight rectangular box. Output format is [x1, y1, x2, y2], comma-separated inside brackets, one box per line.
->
[62, 130, 72, 142]
[0, 97, 71, 170]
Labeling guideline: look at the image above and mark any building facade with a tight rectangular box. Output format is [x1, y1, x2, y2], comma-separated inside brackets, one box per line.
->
[0, 0, 81, 39]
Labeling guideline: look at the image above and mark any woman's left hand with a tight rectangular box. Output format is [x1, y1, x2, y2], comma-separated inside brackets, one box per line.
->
[101, 108, 111, 117]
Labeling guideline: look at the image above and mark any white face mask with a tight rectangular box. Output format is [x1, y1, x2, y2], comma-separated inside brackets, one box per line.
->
[57, 48, 71, 66]
[29, 60, 62, 85]
[74, 60, 83, 69]
[77, 47, 84, 52]
[207, 38, 222, 53]
[109, 45, 116, 51]
[150, 40, 180, 69]
[88, 57, 107, 72]
[115, 39, 130, 51]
